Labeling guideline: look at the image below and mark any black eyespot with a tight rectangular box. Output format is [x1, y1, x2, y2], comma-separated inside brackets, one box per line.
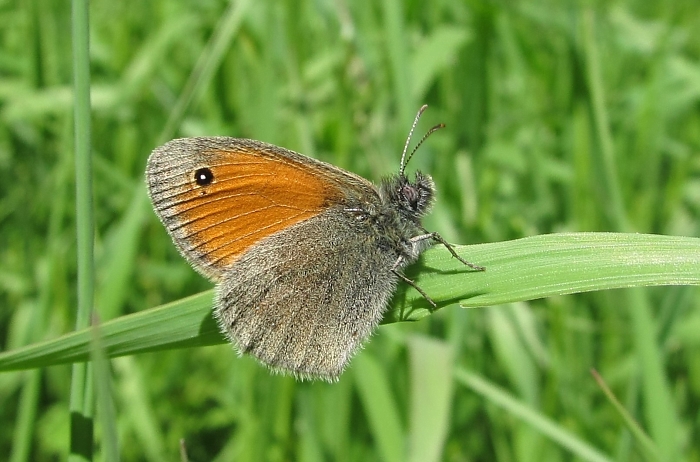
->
[194, 167, 214, 186]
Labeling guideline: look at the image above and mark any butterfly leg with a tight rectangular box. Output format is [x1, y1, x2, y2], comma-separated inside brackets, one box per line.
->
[413, 230, 485, 271]
[391, 257, 437, 307]
[392, 269, 437, 308]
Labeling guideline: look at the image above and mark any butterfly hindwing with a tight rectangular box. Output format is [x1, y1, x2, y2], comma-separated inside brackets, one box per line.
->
[215, 206, 398, 380]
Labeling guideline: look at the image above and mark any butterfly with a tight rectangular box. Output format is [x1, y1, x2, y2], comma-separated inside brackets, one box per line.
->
[146, 105, 483, 381]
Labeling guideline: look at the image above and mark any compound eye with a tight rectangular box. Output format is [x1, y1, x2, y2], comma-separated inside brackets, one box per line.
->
[402, 184, 420, 208]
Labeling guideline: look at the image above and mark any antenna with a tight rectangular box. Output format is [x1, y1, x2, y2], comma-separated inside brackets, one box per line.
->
[399, 105, 445, 175]
[403, 123, 445, 170]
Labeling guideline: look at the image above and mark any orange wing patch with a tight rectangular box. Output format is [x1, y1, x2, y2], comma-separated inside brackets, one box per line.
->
[148, 139, 346, 281]
[172, 152, 335, 265]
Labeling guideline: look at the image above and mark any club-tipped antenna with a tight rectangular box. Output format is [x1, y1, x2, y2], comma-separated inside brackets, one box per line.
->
[399, 104, 445, 175]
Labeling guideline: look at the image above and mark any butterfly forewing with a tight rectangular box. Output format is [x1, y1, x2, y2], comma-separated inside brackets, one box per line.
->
[147, 137, 371, 281]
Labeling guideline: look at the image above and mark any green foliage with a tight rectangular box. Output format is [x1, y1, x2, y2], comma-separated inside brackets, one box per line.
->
[2, 0, 700, 460]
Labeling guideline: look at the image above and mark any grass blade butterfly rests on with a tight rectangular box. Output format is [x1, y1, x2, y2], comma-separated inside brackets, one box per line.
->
[146, 105, 484, 381]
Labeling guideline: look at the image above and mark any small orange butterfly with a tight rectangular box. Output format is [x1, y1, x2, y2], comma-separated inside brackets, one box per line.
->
[146, 105, 483, 381]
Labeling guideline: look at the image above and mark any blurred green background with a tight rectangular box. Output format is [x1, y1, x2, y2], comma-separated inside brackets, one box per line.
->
[2, 0, 700, 460]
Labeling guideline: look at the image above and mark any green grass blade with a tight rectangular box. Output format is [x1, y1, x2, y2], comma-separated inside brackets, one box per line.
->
[353, 353, 405, 462]
[582, 9, 627, 229]
[9, 371, 40, 462]
[90, 322, 119, 462]
[626, 288, 680, 460]
[455, 368, 612, 462]
[391, 232, 700, 321]
[70, 0, 94, 459]
[71, 0, 93, 342]
[407, 336, 453, 462]
[0, 232, 698, 370]
[0, 292, 218, 371]
[114, 357, 167, 461]
[591, 369, 660, 461]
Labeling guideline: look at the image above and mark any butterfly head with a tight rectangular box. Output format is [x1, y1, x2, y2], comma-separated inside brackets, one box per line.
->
[382, 104, 442, 221]
[381, 172, 435, 221]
